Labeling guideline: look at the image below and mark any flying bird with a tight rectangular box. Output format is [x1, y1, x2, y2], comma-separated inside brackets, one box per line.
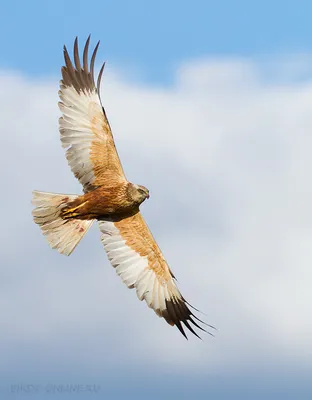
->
[32, 37, 214, 339]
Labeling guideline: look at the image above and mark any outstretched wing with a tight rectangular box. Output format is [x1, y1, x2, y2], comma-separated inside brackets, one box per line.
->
[99, 213, 214, 339]
[59, 36, 126, 192]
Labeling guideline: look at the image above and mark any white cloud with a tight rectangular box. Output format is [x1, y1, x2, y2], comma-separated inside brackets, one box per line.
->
[1, 57, 312, 376]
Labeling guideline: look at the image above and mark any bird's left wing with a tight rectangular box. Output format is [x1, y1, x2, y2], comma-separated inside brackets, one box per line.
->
[99, 213, 214, 339]
[59, 37, 127, 192]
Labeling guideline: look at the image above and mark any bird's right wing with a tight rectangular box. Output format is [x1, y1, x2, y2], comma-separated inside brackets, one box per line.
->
[99, 212, 214, 339]
[59, 37, 127, 192]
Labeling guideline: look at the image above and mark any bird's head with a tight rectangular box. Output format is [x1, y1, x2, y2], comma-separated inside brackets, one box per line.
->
[130, 183, 150, 205]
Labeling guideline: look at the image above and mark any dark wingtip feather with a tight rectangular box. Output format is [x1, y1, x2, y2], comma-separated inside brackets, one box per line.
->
[61, 37, 104, 97]
[176, 320, 188, 339]
[97, 62, 105, 94]
[183, 319, 203, 340]
[62, 45, 80, 90]
[90, 40, 100, 84]
[63, 45, 71, 67]
[192, 312, 217, 331]
[73, 37, 81, 71]
[83, 35, 91, 74]
[164, 297, 215, 340]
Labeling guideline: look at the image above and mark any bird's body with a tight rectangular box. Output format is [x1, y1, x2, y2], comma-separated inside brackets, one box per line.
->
[32, 37, 213, 339]
[61, 182, 148, 220]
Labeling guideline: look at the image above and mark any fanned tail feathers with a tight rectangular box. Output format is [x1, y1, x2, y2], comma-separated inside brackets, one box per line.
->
[32, 191, 93, 256]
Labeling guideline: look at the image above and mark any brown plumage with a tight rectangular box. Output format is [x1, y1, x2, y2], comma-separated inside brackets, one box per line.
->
[61, 183, 148, 220]
[32, 36, 215, 339]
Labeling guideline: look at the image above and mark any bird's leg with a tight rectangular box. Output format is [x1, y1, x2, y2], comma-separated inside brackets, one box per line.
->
[61, 201, 88, 219]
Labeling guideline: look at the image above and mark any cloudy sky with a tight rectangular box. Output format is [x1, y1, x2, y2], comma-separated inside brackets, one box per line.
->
[2, 1, 312, 399]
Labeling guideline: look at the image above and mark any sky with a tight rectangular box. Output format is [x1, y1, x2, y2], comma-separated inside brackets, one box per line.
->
[2, 1, 312, 399]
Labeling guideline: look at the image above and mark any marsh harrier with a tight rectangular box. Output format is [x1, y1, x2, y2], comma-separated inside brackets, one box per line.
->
[32, 37, 213, 339]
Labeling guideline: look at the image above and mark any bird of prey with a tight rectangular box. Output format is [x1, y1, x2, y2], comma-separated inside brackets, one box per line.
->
[32, 37, 213, 339]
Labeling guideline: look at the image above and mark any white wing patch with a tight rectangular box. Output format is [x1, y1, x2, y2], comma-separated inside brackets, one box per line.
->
[59, 87, 103, 191]
[99, 221, 167, 315]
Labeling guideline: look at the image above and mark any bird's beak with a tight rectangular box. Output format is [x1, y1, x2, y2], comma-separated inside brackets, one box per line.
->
[147, 194, 150, 199]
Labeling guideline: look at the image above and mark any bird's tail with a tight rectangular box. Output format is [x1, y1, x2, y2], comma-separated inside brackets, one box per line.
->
[32, 190, 94, 256]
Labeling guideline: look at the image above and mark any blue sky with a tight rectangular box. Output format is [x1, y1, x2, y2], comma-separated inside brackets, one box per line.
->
[2, 1, 312, 399]
[3, 0, 312, 82]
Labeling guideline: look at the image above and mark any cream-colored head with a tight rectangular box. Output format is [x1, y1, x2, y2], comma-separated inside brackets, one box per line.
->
[129, 183, 150, 205]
